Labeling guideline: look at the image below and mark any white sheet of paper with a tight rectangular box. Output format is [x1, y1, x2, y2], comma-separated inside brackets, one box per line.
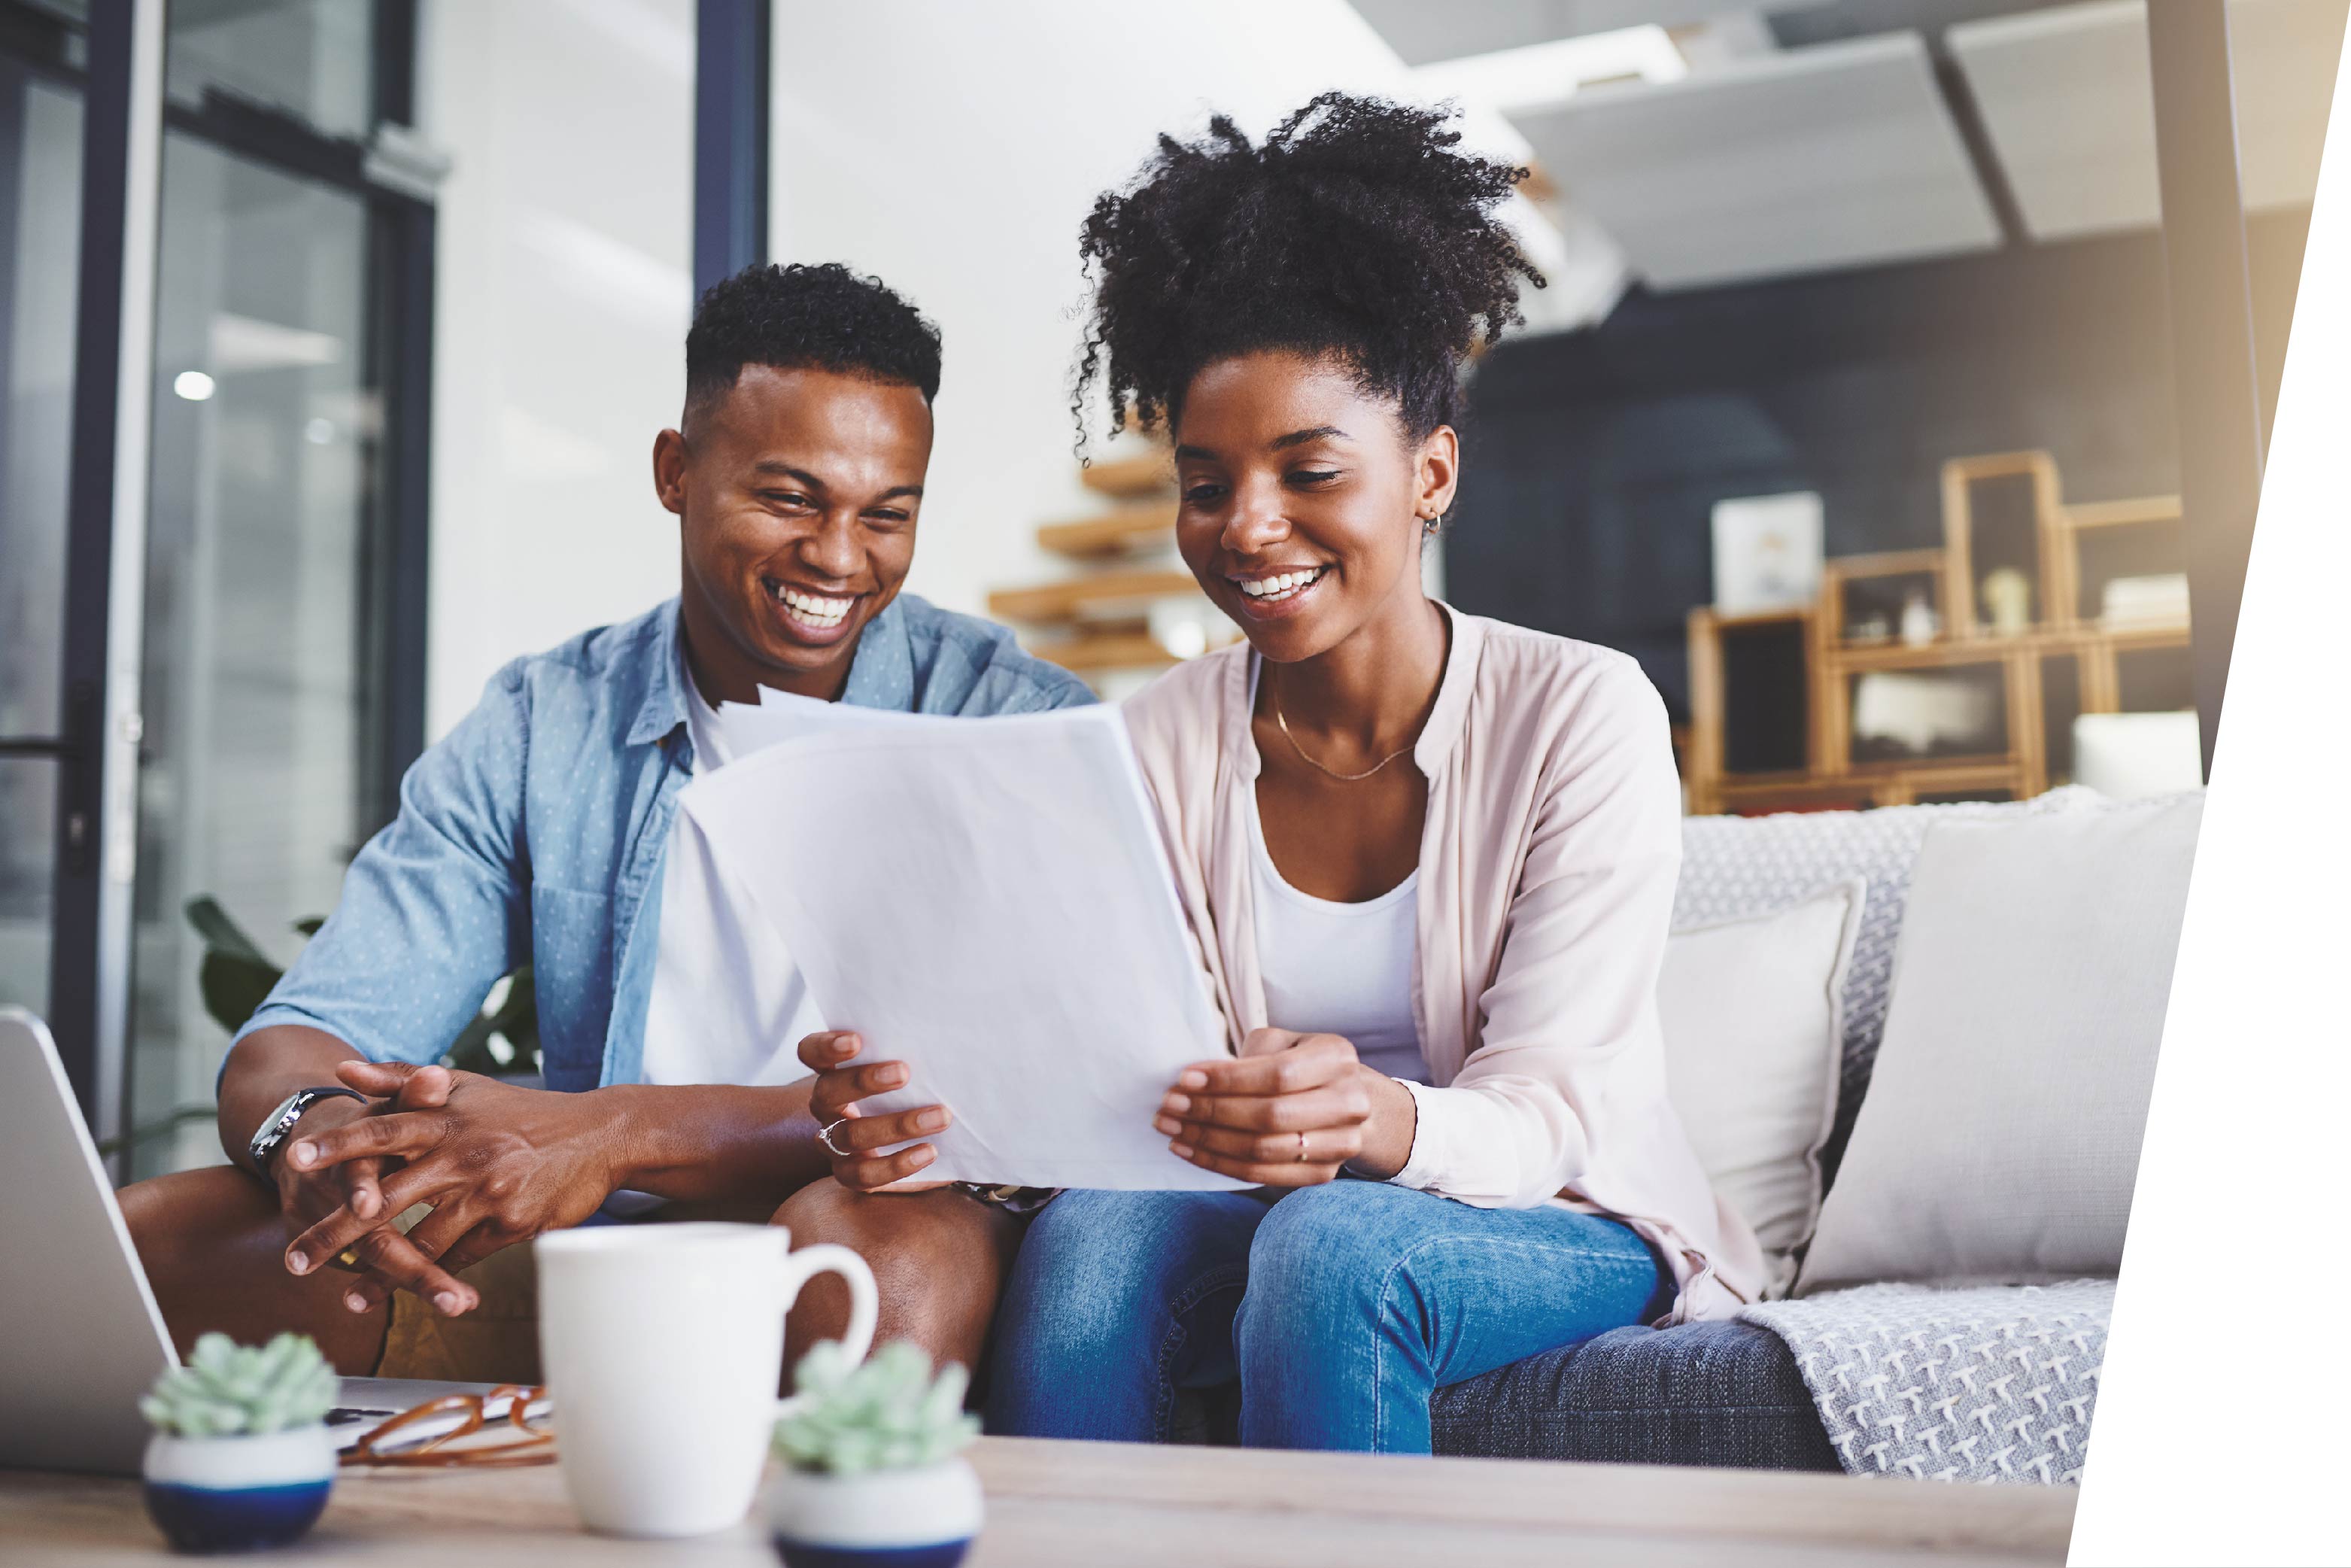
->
[676, 703, 1245, 1191]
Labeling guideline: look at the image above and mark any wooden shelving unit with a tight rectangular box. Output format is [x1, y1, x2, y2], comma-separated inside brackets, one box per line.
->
[1034, 502, 1177, 560]
[989, 445, 1235, 688]
[1686, 451, 2191, 816]
[986, 568, 1199, 626]
[1077, 449, 1174, 500]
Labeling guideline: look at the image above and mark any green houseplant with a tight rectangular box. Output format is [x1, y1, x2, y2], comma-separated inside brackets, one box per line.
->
[138, 1333, 340, 1554]
[767, 1341, 985, 1566]
[140, 1332, 338, 1439]
[186, 895, 540, 1078]
[121, 897, 542, 1163]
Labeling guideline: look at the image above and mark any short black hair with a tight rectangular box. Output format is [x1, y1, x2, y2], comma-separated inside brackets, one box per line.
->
[685, 261, 943, 423]
[1072, 93, 1542, 451]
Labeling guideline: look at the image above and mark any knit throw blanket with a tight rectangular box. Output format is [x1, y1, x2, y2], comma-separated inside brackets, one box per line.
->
[1739, 1280, 2113, 1485]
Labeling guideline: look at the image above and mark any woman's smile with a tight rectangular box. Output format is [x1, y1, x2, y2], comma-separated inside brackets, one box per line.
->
[1226, 564, 1334, 620]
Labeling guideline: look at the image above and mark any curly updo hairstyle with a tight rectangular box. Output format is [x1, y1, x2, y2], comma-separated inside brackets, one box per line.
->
[1072, 92, 1543, 453]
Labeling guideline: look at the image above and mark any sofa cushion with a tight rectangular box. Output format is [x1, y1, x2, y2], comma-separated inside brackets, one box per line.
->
[1431, 1321, 1839, 1470]
[1677, 788, 2097, 1179]
[1799, 794, 2200, 1291]
[1660, 880, 1863, 1296]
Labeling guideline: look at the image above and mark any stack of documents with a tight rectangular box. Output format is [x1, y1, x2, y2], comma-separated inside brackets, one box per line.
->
[676, 700, 1244, 1192]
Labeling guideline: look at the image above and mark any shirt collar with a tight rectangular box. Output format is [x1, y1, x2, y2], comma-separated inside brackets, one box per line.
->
[1412, 601, 1484, 776]
[625, 598, 691, 747]
[628, 594, 921, 748]
[836, 594, 917, 711]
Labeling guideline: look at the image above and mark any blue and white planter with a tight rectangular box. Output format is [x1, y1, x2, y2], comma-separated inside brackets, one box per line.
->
[767, 1457, 983, 1568]
[142, 1425, 336, 1554]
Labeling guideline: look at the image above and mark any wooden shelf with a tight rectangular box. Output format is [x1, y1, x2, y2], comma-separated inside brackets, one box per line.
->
[1037, 503, 1177, 559]
[1685, 451, 2193, 816]
[1821, 549, 1947, 647]
[1942, 451, 2067, 635]
[1711, 761, 2029, 815]
[1079, 451, 1173, 499]
[1824, 622, 2187, 673]
[2097, 619, 2192, 646]
[1028, 631, 1182, 674]
[1833, 751, 2018, 779]
[986, 570, 1200, 626]
[1826, 547, 1947, 576]
[995, 442, 1194, 691]
[2064, 495, 2182, 530]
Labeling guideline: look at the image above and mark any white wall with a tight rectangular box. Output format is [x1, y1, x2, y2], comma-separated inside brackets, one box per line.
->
[420, 0, 695, 738]
[767, 0, 1527, 623]
[416, 0, 1559, 734]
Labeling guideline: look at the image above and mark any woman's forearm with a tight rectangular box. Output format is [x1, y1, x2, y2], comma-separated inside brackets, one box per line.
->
[603, 1080, 832, 1202]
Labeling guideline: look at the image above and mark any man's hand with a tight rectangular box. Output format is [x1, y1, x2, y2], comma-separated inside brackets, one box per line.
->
[1157, 1028, 1414, 1186]
[279, 1070, 633, 1314]
[800, 1030, 952, 1193]
[269, 1063, 476, 1314]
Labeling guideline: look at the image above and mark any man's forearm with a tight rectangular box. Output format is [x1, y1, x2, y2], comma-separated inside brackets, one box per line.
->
[601, 1080, 831, 1204]
[229, 1030, 835, 1208]
[217, 1024, 369, 1175]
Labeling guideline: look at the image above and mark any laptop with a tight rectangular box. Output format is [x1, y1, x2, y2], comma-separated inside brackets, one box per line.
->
[0, 1007, 518, 1475]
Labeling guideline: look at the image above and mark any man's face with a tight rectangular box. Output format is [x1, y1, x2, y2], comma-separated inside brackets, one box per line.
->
[654, 364, 932, 702]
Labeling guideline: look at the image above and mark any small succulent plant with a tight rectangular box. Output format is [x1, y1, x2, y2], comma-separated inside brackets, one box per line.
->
[140, 1332, 338, 1439]
[773, 1340, 980, 1475]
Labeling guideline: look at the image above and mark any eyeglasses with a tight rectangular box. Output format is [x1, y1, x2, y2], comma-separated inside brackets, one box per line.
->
[340, 1384, 554, 1469]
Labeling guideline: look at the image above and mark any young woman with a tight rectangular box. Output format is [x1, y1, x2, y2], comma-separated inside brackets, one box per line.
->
[985, 95, 1766, 1453]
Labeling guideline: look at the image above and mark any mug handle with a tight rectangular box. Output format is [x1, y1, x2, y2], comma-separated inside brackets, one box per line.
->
[778, 1242, 878, 1369]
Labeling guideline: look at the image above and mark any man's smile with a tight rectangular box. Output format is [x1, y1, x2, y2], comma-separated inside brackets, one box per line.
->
[762, 576, 862, 643]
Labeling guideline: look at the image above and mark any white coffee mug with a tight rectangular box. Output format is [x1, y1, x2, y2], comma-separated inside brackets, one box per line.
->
[535, 1222, 878, 1537]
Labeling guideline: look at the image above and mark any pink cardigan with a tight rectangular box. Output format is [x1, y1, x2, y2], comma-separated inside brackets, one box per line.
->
[1123, 606, 1766, 1322]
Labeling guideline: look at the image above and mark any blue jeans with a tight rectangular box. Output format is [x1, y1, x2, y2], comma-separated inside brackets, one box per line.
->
[985, 1181, 1666, 1453]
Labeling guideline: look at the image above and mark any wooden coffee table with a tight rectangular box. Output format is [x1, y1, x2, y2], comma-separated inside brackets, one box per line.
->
[0, 1436, 2075, 1566]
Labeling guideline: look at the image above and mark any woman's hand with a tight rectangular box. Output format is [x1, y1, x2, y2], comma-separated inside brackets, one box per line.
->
[798, 1030, 952, 1193]
[1156, 1028, 1418, 1186]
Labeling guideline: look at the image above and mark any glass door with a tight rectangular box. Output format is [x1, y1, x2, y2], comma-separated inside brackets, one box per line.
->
[1, 0, 433, 1172]
[0, 17, 87, 1024]
[118, 0, 425, 1176]
[128, 128, 378, 1176]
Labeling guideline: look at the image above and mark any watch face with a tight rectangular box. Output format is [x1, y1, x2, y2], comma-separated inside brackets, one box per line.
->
[252, 1091, 307, 1160]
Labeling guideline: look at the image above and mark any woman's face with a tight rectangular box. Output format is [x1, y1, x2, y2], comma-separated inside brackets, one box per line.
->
[1171, 350, 1456, 665]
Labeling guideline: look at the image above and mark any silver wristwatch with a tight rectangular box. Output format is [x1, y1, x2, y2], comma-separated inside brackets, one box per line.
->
[248, 1086, 366, 1171]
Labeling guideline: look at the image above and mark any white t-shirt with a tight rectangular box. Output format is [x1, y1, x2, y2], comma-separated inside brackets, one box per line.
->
[637, 662, 825, 1087]
[1244, 776, 1426, 1087]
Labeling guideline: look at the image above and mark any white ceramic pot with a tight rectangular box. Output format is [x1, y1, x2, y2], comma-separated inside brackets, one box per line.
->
[141, 1424, 337, 1554]
[767, 1457, 985, 1568]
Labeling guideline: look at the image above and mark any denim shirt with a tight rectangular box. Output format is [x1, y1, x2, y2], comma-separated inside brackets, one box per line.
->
[236, 594, 1095, 1092]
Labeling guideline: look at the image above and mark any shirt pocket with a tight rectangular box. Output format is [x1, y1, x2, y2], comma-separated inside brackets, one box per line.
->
[528, 883, 615, 1085]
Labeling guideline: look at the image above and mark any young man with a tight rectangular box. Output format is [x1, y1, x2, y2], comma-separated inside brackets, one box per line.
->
[120, 262, 1092, 1381]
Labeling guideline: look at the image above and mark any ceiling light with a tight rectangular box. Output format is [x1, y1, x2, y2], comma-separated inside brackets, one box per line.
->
[208, 312, 342, 373]
[1414, 24, 1687, 116]
[172, 370, 214, 402]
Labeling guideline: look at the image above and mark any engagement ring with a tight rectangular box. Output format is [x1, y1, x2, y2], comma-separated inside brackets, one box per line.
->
[819, 1117, 854, 1158]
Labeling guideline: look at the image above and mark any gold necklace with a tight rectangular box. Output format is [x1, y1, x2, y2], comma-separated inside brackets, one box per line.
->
[1270, 679, 1415, 782]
